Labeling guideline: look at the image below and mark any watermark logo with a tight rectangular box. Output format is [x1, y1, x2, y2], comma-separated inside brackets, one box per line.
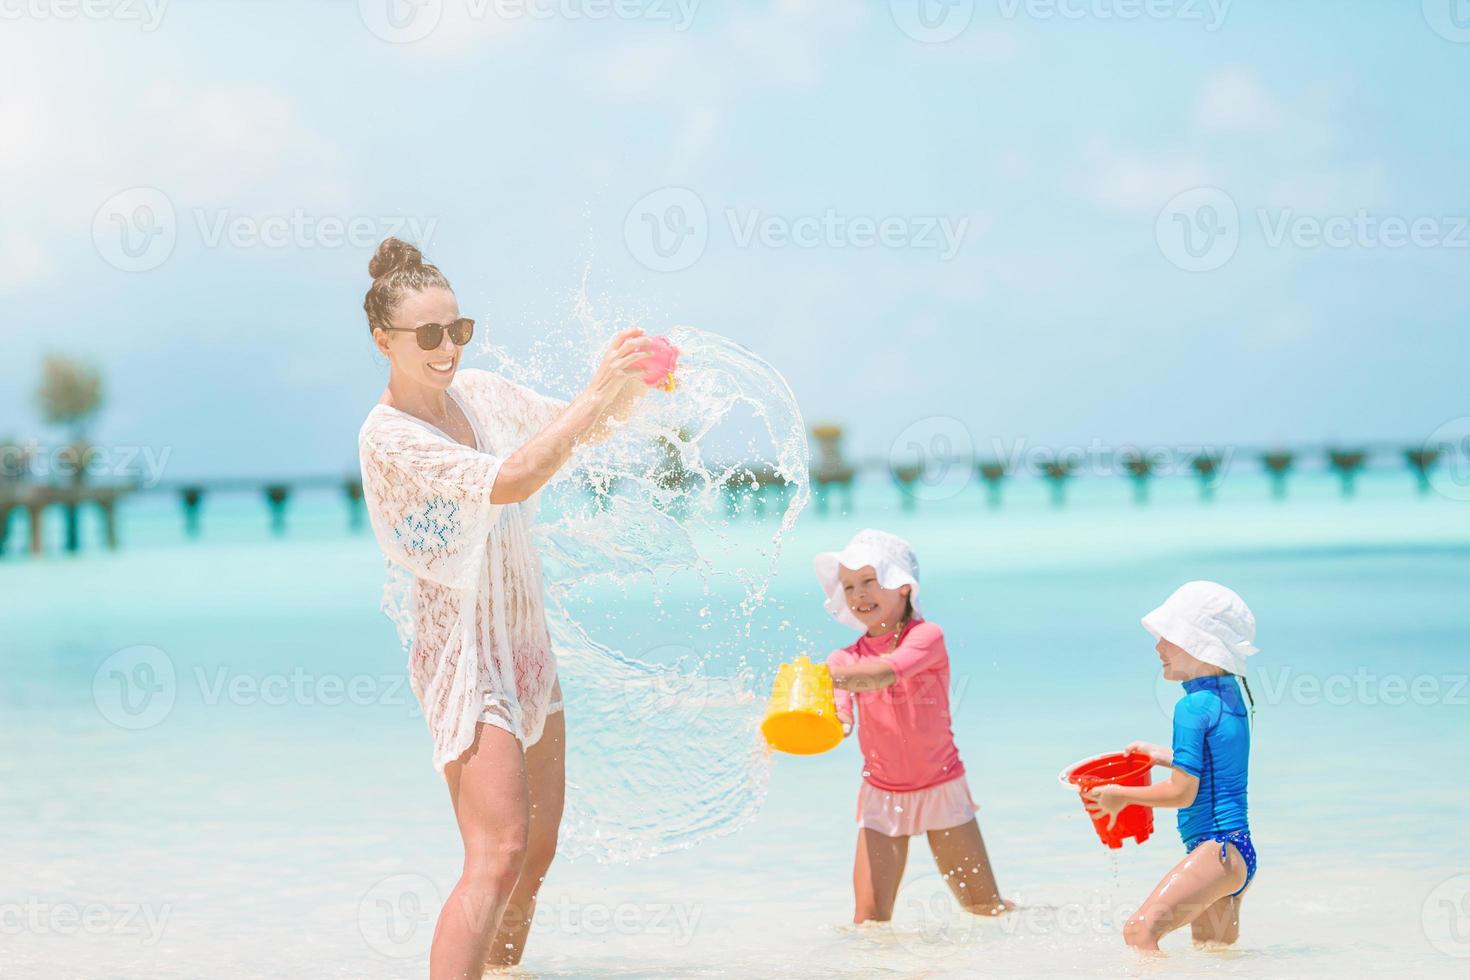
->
[1158, 187, 1470, 272]
[1154, 663, 1469, 721]
[0, 0, 171, 30]
[93, 187, 439, 272]
[892, 872, 982, 958]
[538, 896, 703, 945]
[889, 0, 975, 43]
[359, 873, 441, 959]
[889, 416, 976, 503]
[620, 645, 753, 730]
[1422, 0, 1470, 44]
[93, 187, 177, 273]
[1423, 874, 1470, 958]
[93, 645, 177, 730]
[1155, 186, 1239, 272]
[624, 187, 971, 272]
[996, 0, 1230, 30]
[0, 898, 172, 945]
[1426, 417, 1470, 502]
[624, 187, 708, 273]
[359, 0, 443, 43]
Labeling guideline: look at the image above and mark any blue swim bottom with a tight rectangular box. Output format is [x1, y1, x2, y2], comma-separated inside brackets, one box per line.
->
[1184, 828, 1257, 897]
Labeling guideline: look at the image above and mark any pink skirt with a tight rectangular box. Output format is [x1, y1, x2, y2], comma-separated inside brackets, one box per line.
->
[856, 775, 979, 837]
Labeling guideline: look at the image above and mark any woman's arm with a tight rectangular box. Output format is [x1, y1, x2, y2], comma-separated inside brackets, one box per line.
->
[491, 328, 650, 503]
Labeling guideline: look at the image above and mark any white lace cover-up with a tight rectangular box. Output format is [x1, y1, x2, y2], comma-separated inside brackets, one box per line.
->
[358, 368, 571, 770]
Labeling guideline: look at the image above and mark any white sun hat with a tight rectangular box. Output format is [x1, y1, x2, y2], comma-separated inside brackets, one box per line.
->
[1141, 581, 1259, 676]
[814, 528, 923, 630]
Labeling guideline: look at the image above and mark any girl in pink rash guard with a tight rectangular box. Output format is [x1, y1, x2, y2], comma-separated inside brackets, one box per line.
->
[817, 528, 1012, 924]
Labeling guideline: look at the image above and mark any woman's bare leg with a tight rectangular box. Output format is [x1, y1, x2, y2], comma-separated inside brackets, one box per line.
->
[925, 818, 1011, 915]
[485, 709, 566, 968]
[853, 827, 909, 923]
[1124, 842, 1248, 951]
[430, 723, 530, 980]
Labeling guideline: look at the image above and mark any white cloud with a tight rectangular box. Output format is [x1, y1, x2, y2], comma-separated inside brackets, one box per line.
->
[1074, 138, 1213, 213]
[0, 232, 54, 293]
[1193, 68, 1284, 135]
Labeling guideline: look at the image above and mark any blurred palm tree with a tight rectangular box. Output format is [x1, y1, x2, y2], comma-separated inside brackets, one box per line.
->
[37, 356, 104, 486]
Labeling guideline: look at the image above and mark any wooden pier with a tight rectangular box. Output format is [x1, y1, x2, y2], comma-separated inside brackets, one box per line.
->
[0, 430, 1460, 557]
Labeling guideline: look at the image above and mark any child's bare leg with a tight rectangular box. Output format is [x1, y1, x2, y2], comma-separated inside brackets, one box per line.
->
[925, 818, 1011, 915]
[1190, 892, 1242, 946]
[853, 827, 909, 923]
[1124, 842, 1248, 951]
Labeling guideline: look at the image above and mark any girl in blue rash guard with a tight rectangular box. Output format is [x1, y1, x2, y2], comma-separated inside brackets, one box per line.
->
[1084, 581, 1260, 952]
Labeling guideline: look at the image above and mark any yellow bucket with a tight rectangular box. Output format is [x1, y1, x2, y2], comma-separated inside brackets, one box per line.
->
[761, 655, 844, 755]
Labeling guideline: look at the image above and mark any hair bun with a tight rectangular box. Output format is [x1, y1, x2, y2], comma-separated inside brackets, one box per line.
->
[368, 237, 424, 280]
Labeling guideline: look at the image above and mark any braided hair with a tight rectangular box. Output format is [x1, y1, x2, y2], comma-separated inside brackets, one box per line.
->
[363, 237, 451, 336]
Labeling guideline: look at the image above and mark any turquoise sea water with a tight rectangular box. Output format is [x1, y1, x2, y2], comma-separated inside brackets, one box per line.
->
[4, 471, 1469, 978]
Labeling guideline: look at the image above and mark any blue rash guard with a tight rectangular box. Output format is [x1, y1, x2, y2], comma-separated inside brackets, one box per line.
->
[1170, 674, 1250, 842]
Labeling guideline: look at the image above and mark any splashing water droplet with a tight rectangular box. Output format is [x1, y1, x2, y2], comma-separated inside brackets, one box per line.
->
[489, 316, 811, 862]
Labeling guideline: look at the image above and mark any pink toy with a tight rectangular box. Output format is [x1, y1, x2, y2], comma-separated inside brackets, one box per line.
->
[639, 336, 680, 392]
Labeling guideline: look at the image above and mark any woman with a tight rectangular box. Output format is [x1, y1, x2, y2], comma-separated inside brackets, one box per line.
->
[356, 237, 651, 977]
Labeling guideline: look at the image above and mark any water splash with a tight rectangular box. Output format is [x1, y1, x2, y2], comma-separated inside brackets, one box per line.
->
[485, 315, 810, 862]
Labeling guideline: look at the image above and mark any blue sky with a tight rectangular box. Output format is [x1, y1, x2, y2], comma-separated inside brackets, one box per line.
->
[2, 0, 1468, 482]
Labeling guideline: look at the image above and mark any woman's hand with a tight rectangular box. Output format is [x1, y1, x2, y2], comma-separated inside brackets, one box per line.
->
[1082, 785, 1129, 829]
[1126, 741, 1172, 768]
[586, 327, 652, 414]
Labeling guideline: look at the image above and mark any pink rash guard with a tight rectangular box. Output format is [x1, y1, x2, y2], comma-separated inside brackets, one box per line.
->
[826, 618, 965, 793]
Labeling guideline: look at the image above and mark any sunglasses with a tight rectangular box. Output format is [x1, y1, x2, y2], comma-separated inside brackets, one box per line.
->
[380, 317, 475, 351]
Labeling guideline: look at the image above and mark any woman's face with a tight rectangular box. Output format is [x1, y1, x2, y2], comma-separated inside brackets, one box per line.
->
[838, 564, 910, 634]
[373, 286, 464, 390]
[1155, 636, 1219, 681]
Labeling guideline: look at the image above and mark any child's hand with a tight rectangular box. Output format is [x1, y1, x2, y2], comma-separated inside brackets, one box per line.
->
[1126, 741, 1171, 767]
[1082, 785, 1128, 830]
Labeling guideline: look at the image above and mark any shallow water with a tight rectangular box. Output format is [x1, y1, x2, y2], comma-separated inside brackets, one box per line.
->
[4, 475, 1469, 977]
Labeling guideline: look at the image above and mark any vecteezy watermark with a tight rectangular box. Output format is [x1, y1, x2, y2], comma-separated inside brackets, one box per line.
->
[1422, 0, 1470, 44]
[1423, 874, 1470, 959]
[889, 416, 977, 503]
[93, 187, 439, 272]
[1425, 417, 1470, 502]
[1155, 187, 1240, 273]
[1155, 664, 1469, 721]
[93, 187, 177, 273]
[2, 441, 172, 489]
[93, 646, 177, 731]
[357, 0, 700, 43]
[990, 436, 1238, 486]
[93, 646, 423, 730]
[889, 0, 975, 43]
[624, 187, 970, 272]
[0, 0, 170, 30]
[994, 0, 1230, 29]
[0, 898, 172, 946]
[359, 873, 441, 959]
[623, 187, 708, 273]
[889, 0, 1229, 43]
[193, 667, 417, 713]
[620, 645, 755, 730]
[1157, 187, 1470, 272]
[535, 896, 703, 945]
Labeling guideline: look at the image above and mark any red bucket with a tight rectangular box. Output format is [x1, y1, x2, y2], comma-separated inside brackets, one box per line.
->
[1059, 751, 1155, 849]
